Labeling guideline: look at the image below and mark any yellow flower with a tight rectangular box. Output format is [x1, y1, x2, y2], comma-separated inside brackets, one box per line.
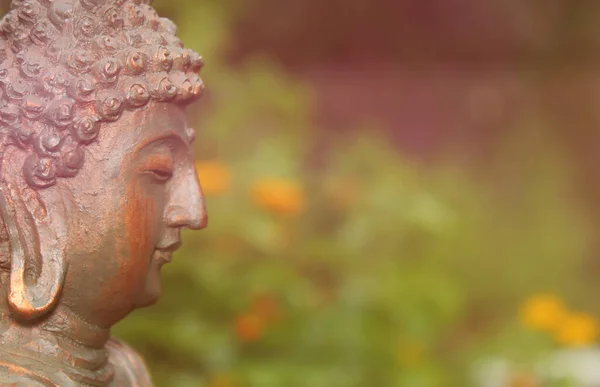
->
[554, 312, 599, 347]
[251, 178, 304, 215]
[396, 339, 426, 368]
[196, 161, 231, 196]
[519, 294, 567, 332]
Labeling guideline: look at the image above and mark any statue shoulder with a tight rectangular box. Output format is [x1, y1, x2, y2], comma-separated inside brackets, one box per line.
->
[0, 361, 57, 386]
[106, 338, 153, 387]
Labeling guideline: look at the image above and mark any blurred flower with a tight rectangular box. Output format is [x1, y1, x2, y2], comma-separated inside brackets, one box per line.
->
[251, 178, 304, 215]
[519, 294, 567, 332]
[539, 347, 600, 385]
[209, 373, 235, 387]
[234, 313, 264, 343]
[196, 160, 231, 196]
[508, 373, 539, 387]
[471, 357, 511, 387]
[554, 313, 599, 347]
[397, 339, 426, 368]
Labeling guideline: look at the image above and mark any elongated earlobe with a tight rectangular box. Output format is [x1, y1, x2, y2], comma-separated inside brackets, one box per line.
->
[0, 178, 67, 321]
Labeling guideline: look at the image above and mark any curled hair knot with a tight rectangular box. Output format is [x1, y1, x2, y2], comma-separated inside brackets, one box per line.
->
[1, 12, 17, 35]
[92, 57, 121, 84]
[76, 16, 96, 38]
[149, 75, 176, 101]
[20, 56, 45, 80]
[45, 38, 69, 63]
[40, 69, 69, 96]
[125, 80, 150, 108]
[0, 103, 20, 127]
[48, 0, 75, 29]
[104, 7, 124, 29]
[151, 45, 173, 72]
[56, 140, 84, 177]
[30, 20, 56, 45]
[46, 97, 75, 128]
[95, 91, 124, 121]
[159, 18, 177, 35]
[125, 4, 145, 27]
[17, 1, 40, 25]
[24, 155, 57, 189]
[34, 127, 65, 157]
[96, 35, 123, 52]
[65, 50, 96, 75]
[189, 51, 204, 72]
[123, 50, 147, 75]
[5, 79, 30, 101]
[67, 76, 96, 103]
[70, 114, 100, 143]
[22, 95, 46, 120]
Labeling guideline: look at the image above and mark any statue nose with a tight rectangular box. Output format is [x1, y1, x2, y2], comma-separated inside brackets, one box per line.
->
[164, 173, 208, 230]
[165, 204, 207, 230]
[162, 163, 209, 230]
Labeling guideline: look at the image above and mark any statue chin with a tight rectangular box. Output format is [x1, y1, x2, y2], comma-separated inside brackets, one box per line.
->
[0, 0, 208, 385]
[139, 259, 166, 308]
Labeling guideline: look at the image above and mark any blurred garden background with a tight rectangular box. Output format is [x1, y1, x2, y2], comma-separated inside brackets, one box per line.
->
[118, 1, 600, 386]
[7, 0, 600, 386]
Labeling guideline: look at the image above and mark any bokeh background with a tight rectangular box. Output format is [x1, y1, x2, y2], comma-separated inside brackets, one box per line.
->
[6, 0, 600, 386]
[118, 1, 600, 386]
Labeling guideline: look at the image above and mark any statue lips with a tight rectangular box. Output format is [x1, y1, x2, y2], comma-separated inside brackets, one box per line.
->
[154, 239, 182, 264]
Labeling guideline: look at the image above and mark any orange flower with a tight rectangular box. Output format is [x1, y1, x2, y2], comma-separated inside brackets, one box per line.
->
[209, 374, 235, 387]
[519, 294, 567, 332]
[234, 313, 264, 343]
[553, 312, 599, 347]
[509, 373, 540, 387]
[196, 161, 231, 196]
[251, 178, 304, 215]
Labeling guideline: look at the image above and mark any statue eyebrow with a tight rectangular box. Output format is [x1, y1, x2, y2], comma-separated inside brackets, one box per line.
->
[136, 132, 190, 152]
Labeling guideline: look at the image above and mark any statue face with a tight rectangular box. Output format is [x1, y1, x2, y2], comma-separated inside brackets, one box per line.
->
[49, 102, 206, 327]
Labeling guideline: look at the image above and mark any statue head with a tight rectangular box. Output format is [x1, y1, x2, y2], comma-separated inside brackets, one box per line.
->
[0, 0, 207, 328]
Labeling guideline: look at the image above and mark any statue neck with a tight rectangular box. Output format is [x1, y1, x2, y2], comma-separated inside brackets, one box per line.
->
[41, 303, 111, 349]
[0, 302, 115, 386]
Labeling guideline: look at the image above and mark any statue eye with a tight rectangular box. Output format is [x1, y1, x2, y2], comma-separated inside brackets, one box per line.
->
[149, 168, 172, 182]
[143, 155, 173, 182]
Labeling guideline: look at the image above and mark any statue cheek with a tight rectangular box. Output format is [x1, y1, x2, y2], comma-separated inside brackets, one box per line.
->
[99, 183, 161, 307]
[123, 183, 159, 265]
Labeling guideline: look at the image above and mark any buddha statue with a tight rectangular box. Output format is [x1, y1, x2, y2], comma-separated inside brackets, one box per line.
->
[0, 0, 207, 385]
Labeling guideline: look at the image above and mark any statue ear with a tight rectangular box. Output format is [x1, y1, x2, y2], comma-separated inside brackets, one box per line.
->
[0, 170, 68, 321]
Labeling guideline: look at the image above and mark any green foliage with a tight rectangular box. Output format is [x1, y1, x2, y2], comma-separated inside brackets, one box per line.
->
[112, 1, 597, 387]
[114, 72, 593, 387]
[0, 1, 592, 385]
[115, 103, 594, 386]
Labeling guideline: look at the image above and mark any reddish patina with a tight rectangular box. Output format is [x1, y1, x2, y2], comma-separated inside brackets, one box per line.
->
[0, 0, 206, 385]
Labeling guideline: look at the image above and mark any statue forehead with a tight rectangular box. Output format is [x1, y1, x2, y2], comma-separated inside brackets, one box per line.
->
[102, 102, 192, 147]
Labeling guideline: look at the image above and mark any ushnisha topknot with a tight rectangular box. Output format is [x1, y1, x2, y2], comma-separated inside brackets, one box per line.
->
[0, 0, 204, 188]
